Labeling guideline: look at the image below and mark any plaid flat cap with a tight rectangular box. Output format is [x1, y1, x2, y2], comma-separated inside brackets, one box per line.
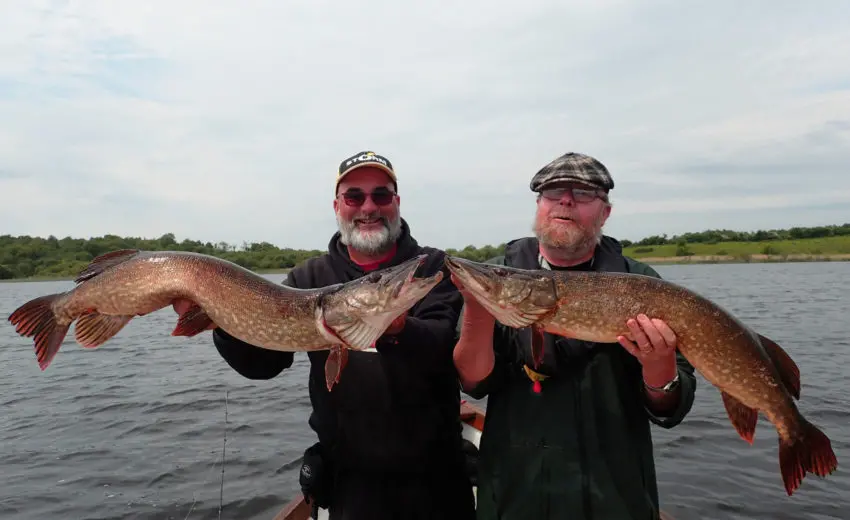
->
[529, 152, 614, 192]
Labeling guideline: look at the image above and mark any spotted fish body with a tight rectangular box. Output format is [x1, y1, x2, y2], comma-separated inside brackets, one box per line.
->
[8, 249, 441, 390]
[444, 256, 837, 496]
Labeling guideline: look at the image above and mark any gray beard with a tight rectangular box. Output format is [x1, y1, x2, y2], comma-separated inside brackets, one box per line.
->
[532, 218, 603, 263]
[337, 213, 403, 256]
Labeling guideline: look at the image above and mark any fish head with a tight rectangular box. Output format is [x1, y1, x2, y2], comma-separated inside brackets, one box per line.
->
[319, 254, 443, 349]
[445, 256, 557, 329]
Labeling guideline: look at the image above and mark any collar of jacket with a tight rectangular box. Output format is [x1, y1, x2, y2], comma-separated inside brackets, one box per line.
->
[504, 234, 627, 273]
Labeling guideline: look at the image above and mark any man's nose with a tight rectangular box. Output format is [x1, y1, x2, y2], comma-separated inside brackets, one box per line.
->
[361, 196, 379, 212]
[556, 192, 575, 205]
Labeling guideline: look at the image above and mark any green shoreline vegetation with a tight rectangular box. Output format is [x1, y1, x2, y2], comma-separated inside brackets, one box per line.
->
[1, 223, 849, 282]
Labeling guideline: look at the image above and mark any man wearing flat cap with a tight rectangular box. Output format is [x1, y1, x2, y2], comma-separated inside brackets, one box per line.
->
[452, 152, 697, 520]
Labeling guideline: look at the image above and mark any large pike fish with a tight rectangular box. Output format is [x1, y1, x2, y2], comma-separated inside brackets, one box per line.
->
[8, 249, 442, 390]
[444, 255, 837, 496]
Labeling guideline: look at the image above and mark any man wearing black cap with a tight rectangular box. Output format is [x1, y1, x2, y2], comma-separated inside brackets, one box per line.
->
[452, 152, 697, 520]
[174, 151, 475, 519]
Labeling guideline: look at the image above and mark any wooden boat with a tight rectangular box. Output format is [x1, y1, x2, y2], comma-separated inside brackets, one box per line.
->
[272, 401, 674, 520]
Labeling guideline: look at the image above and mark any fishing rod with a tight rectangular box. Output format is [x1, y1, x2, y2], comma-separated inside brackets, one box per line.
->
[219, 389, 228, 519]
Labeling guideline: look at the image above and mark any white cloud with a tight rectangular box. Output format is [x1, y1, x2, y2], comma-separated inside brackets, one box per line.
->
[1, 0, 848, 250]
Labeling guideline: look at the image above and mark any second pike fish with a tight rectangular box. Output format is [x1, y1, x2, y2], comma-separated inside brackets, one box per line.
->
[8, 249, 442, 390]
[444, 256, 838, 496]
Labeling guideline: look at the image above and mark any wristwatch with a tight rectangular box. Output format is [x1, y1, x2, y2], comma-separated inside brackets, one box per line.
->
[644, 372, 680, 393]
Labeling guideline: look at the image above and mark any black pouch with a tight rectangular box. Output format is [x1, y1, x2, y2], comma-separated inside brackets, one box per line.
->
[461, 438, 479, 487]
[299, 441, 334, 509]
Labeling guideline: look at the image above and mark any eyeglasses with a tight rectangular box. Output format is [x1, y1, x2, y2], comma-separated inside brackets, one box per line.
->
[540, 187, 607, 204]
[338, 187, 397, 207]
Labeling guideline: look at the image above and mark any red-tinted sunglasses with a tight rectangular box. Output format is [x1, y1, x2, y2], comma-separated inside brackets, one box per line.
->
[338, 187, 396, 207]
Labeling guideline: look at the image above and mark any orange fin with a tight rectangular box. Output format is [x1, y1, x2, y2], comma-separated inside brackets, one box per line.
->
[778, 418, 838, 496]
[74, 311, 133, 348]
[758, 333, 800, 400]
[324, 345, 349, 392]
[74, 249, 140, 284]
[531, 325, 545, 370]
[171, 304, 214, 337]
[720, 391, 758, 444]
[8, 293, 70, 370]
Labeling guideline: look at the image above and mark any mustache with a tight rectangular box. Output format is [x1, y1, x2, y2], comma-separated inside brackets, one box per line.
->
[354, 213, 386, 223]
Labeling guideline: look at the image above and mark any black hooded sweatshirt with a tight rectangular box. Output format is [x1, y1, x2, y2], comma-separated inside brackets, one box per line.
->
[211, 219, 468, 476]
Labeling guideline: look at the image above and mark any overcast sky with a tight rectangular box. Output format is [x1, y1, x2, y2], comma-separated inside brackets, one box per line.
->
[1, 1, 848, 251]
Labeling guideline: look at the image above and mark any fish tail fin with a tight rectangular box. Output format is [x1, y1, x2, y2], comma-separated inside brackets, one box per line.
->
[171, 303, 215, 337]
[779, 418, 838, 496]
[758, 333, 801, 399]
[720, 391, 758, 444]
[8, 293, 71, 370]
[324, 345, 349, 391]
[74, 249, 140, 284]
[74, 310, 133, 348]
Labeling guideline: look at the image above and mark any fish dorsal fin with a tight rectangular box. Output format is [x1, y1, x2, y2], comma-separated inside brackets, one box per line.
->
[758, 333, 801, 400]
[74, 249, 141, 284]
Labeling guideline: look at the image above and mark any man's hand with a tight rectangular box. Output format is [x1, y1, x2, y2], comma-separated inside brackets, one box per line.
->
[171, 298, 216, 332]
[450, 273, 496, 328]
[450, 273, 497, 388]
[617, 313, 678, 386]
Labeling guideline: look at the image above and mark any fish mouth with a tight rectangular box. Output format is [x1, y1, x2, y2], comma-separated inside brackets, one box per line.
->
[444, 256, 496, 292]
[319, 254, 439, 350]
[361, 253, 435, 301]
[384, 254, 427, 287]
[372, 254, 441, 314]
[444, 255, 554, 329]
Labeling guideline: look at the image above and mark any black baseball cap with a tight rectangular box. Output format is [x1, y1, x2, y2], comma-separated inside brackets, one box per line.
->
[336, 151, 397, 193]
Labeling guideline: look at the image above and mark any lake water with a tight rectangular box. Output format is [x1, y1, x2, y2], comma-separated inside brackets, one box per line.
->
[1, 261, 848, 520]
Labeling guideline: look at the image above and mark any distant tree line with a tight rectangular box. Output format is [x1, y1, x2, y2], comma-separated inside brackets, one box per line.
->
[618, 223, 850, 248]
[1, 223, 848, 280]
[0, 233, 322, 280]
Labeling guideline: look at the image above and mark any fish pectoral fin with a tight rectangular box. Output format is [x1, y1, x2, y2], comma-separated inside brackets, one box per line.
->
[482, 300, 551, 329]
[720, 391, 759, 445]
[758, 333, 801, 400]
[324, 345, 349, 392]
[530, 324, 545, 369]
[331, 315, 394, 351]
[74, 311, 133, 348]
[171, 303, 215, 337]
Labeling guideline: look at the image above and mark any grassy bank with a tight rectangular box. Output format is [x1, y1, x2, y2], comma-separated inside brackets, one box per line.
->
[635, 253, 850, 265]
[623, 235, 850, 264]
